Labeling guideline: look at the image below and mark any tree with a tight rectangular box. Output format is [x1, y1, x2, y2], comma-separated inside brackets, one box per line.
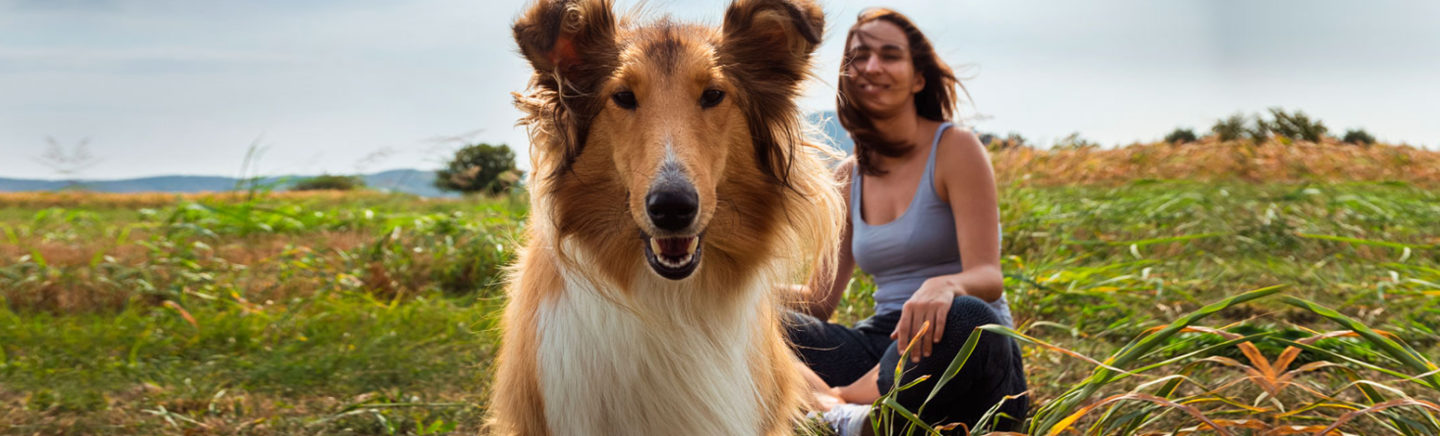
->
[1211, 114, 1249, 141]
[1247, 116, 1272, 142]
[1164, 128, 1198, 144]
[1342, 129, 1376, 146]
[435, 143, 523, 195]
[1211, 113, 1274, 142]
[292, 174, 365, 191]
[1267, 107, 1327, 142]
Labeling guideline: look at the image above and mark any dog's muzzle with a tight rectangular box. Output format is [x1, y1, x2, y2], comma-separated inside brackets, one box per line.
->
[642, 166, 702, 280]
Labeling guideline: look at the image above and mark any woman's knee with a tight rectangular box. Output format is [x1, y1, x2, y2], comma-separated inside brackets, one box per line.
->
[783, 311, 826, 342]
[945, 296, 1000, 333]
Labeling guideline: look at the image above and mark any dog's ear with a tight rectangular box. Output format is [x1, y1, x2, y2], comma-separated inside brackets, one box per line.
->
[717, 0, 824, 185]
[512, 0, 620, 178]
[513, 0, 619, 84]
[720, 0, 822, 67]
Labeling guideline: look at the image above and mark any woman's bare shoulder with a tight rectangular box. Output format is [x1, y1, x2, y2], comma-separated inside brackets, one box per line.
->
[934, 126, 995, 198]
[936, 126, 991, 172]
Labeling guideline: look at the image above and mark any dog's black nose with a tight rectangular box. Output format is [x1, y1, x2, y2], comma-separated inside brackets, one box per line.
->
[646, 187, 698, 232]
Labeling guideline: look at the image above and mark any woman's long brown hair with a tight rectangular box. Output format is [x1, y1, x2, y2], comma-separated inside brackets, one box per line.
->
[837, 8, 965, 176]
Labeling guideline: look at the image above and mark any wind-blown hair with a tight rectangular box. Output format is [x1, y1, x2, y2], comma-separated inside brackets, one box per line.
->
[836, 8, 966, 176]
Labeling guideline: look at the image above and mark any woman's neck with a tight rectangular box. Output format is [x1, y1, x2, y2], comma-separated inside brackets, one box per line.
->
[868, 108, 926, 171]
[869, 108, 920, 145]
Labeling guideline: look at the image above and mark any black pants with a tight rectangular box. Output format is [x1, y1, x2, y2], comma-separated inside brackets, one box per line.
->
[786, 296, 1028, 432]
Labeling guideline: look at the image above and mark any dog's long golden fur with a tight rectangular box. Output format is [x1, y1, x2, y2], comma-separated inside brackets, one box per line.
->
[488, 0, 841, 434]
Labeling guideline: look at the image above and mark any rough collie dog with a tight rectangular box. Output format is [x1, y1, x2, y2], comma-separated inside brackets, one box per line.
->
[486, 0, 842, 434]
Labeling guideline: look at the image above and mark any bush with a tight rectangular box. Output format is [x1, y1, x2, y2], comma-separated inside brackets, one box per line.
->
[1211, 111, 1325, 142]
[1247, 118, 1272, 142]
[980, 132, 1029, 150]
[1211, 114, 1249, 141]
[292, 174, 365, 191]
[1164, 128, 1198, 144]
[1342, 129, 1376, 146]
[1267, 107, 1328, 142]
[1054, 132, 1099, 149]
[435, 143, 523, 195]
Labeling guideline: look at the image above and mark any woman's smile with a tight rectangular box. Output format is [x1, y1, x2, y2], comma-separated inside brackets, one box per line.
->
[857, 82, 890, 92]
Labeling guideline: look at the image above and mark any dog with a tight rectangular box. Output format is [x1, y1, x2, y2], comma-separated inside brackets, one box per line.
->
[486, 0, 843, 434]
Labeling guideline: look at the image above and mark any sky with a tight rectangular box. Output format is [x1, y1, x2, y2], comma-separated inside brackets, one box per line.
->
[3, 0, 1438, 180]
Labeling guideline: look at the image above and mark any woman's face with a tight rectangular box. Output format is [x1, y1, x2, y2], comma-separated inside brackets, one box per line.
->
[844, 20, 925, 118]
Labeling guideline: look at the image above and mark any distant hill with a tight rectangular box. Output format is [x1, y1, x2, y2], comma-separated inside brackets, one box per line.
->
[0, 169, 451, 197]
[4, 112, 851, 196]
[360, 169, 450, 197]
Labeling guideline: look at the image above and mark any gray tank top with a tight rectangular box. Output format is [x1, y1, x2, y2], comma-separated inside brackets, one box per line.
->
[850, 122, 1014, 327]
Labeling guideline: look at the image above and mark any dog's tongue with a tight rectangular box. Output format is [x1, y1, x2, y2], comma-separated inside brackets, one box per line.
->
[657, 237, 694, 258]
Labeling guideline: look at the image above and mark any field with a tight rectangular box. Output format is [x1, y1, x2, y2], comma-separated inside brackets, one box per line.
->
[3, 140, 1439, 435]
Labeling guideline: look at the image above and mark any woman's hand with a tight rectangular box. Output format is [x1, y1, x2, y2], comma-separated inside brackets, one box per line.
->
[891, 277, 956, 362]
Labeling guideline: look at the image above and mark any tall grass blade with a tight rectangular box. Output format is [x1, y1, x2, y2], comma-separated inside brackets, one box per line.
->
[1047, 393, 1235, 436]
[1281, 296, 1440, 391]
[1030, 284, 1285, 434]
[922, 324, 984, 406]
[1103, 233, 1227, 247]
[879, 397, 939, 436]
[1316, 398, 1440, 435]
[1297, 233, 1432, 250]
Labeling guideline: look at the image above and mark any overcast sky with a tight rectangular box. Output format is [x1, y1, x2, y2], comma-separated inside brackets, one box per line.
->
[3, 0, 1438, 180]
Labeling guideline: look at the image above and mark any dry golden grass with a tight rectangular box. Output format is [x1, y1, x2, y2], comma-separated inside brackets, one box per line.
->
[0, 190, 398, 209]
[992, 138, 1440, 187]
[5, 140, 1436, 210]
[3, 231, 374, 313]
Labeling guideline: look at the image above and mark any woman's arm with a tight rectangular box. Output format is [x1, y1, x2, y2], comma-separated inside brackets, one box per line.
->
[892, 127, 1004, 361]
[792, 158, 858, 321]
[835, 365, 882, 404]
[936, 128, 1004, 302]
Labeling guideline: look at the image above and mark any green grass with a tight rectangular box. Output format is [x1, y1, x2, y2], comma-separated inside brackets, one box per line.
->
[2, 295, 495, 434]
[2, 182, 1438, 434]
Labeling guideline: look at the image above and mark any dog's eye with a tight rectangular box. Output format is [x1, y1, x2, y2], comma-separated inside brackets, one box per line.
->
[612, 91, 637, 110]
[700, 89, 725, 108]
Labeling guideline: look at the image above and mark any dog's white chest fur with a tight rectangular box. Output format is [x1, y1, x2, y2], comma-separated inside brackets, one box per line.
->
[535, 270, 766, 436]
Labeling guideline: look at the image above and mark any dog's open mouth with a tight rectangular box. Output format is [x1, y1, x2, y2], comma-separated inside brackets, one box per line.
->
[642, 234, 702, 280]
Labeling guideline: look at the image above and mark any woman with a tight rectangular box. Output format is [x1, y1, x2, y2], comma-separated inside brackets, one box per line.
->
[788, 7, 1028, 434]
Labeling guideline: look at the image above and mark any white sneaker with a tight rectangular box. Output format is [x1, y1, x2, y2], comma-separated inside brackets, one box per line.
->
[823, 403, 871, 436]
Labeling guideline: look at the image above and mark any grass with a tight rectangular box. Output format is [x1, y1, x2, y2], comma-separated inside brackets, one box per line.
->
[2, 193, 521, 434]
[991, 138, 1440, 188]
[3, 294, 494, 434]
[3, 140, 1439, 435]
